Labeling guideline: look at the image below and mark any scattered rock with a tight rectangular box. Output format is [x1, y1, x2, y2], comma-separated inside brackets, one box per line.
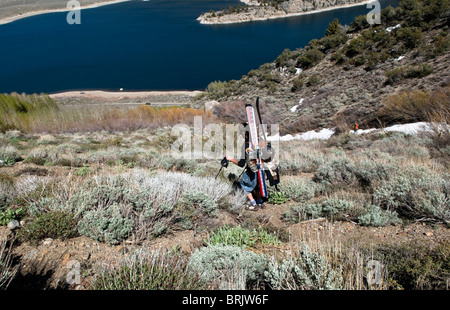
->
[7, 220, 20, 230]
[43, 238, 53, 246]
[62, 253, 71, 265]
[204, 100, 220, 111]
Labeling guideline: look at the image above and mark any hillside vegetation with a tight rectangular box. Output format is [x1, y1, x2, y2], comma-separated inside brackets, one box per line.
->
[199, 0, 449, 134]
[0, 0, 449, 291]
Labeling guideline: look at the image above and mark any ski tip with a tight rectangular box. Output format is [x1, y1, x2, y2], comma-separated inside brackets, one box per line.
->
[245, 103, 253, 108]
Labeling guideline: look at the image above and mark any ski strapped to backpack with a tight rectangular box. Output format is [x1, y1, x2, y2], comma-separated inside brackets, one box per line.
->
[255, 97, 280, 189]
[245, 102, 268, 198]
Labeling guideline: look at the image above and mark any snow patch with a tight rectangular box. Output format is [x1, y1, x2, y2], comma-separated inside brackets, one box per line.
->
[290, 98, 304, 112]
[386, 24, 401, 32]
[268, 122, 442, 142]
[268, 128, 336, 142]
[351, 122, 435, 135]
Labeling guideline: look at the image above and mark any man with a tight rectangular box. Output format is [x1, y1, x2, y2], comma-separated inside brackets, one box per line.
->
[226, 123, 264, 211]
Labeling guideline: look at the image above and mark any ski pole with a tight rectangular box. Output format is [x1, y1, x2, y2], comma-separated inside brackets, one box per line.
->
[215, 157, 229, 179]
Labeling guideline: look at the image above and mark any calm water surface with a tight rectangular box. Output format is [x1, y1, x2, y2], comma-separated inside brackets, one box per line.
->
[0, 0, 400, 93]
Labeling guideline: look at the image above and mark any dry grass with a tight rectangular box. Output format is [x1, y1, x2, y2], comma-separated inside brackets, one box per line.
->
[0, 93, 217, 134]
[288, 221, 389, 290]
[0, 236, 18, 290]
[377, 85, 450, 126]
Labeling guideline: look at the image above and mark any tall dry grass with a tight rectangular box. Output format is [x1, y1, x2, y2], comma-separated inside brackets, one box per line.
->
[0, 237, 18, 290]
[0, 93, 216, 134]
[288, 221, 389, 290]
[376, 85, 450, 126]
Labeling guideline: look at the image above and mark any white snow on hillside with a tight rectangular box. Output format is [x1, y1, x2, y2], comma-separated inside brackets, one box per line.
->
[386, 24, 401, 32]
[290, 98, 304, 112]
[268, 122, 442, 142]
[268, 128, 335, 142]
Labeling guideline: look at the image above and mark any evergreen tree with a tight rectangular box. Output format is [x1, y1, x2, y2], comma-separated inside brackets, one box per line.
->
[325, 18, 340, 36]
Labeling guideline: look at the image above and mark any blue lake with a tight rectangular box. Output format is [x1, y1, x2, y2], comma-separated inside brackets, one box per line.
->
[0, 0, 400, 94]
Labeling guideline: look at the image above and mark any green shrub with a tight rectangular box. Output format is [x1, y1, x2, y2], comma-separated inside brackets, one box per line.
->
[265, 244, 343, 290]
[268, 190, 287, 204]
[296, 48, 325, 69]
[207, 226, 257, 248]
[279, 150, 325, 174]
[0, 173, 15, 209]
[188, 245, 267, 289]
[350, 15, 370, 31]
[373, 166, 449, 223]
[77, 203, 133, 245]
[284, 203, 322, 223]
[313, 157, 357, 186]
[206, 226, 280, 248]
[377, 240, 450, 290]
[275, 48, 301, 68]
[17, 211, 78, 245]
[343, 36, 365, 58]
[74, 165, 93, 176]
[291, 75, 305, 92]
[285, 197, 355, 222]
[0, 146, 21, 167]
[396, 26, 423, 48]
[278, 178, 318, 202]
[175, 190, 218, 230]
[358, 205, 402, 227]
[305, 74, 321, 87]
[385, 63, 433, 84]
[325, 18, 340, 37]
[0, 207, 25, 226]
[0, 94, 59, 133]
[65, 171, 238, 243]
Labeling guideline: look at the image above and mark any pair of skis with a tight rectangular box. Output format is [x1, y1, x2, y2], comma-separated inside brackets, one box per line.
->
[245, 97, 268, 198]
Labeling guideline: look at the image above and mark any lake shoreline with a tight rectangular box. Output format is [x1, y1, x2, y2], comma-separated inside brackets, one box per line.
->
[48, 90, 204, 105]
[198, 0, 373, 25]
[0, 0, 131, 26]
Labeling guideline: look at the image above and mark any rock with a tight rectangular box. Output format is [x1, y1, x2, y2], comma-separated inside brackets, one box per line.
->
[116, 245, 129, 254]
[7, 220, 20, 230]
[424, 231, 433, 237]
[62, 253, 71, 265]
[43, 238, 53, 246]
[198, 0, 368, 24]
[204, 100, 220, 111]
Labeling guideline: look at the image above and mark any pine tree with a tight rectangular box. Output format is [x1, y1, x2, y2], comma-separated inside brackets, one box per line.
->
[325, 18, 340, 36]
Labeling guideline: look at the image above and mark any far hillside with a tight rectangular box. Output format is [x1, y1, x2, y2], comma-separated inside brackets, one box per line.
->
[197, 0, 449, 135]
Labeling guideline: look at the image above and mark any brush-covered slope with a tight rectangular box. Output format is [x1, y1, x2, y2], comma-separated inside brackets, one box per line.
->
[198, 0, 449, 135]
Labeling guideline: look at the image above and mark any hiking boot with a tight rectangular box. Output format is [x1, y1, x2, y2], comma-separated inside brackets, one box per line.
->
[245, 201, 259, 211]
[256, 199, 265, 209]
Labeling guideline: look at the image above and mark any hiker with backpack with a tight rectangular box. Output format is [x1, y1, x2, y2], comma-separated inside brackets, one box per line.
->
[225, 122, 264, 211]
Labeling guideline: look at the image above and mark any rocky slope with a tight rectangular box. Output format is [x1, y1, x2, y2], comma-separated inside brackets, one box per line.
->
[0, 0, 129, 24]
[197, 0, 370, 24]
[197, 0, 450, 134]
